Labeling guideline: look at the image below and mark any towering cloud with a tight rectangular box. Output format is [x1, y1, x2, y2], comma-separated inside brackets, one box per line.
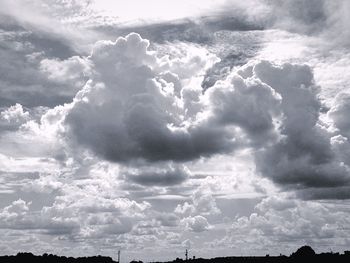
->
[252, 62, 350, 197]
[58, 33, 282, 165]
[33, 32, 350, 198]
[63, 33, 232, 163]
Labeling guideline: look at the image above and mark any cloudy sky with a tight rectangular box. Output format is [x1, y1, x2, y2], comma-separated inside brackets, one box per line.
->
[1, 0, 350, 261]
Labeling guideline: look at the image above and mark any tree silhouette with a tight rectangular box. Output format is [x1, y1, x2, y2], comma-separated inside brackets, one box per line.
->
[291, 245, 316, 257]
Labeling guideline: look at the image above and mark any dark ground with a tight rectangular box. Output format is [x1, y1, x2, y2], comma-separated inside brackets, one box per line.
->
[1, 246, 350, 263]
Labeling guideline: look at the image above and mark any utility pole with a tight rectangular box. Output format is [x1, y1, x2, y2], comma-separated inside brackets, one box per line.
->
[118, 250, 121, 263]
[185, 249, 188, 261]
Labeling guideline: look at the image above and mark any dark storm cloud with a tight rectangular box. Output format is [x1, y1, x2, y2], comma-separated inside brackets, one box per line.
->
[252, 61, 350, 192]
[66, 89, 236, 163]
[297, 186, 350, 200]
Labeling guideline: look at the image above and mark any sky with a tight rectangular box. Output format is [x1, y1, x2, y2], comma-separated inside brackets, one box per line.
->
[0, 0, 350, 261]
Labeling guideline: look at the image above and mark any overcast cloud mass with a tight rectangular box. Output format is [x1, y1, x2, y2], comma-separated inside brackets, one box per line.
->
[0, 0, 350, 261]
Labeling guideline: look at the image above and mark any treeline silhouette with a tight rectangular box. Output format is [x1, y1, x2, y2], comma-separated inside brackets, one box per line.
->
[162, 246, 350, 263]
[0, 253, 114, 263]
[1, 246, 350, 263]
